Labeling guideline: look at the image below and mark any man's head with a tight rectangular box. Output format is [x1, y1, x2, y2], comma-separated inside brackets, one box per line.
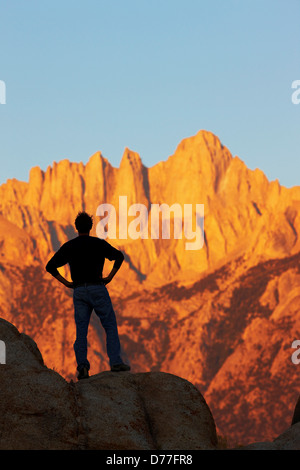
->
[75, 211, 93, 234]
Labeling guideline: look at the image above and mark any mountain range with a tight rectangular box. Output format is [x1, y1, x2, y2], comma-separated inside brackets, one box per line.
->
[1, 130, 300, 445]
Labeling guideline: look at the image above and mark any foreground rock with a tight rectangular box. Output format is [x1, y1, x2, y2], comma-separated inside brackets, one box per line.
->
[233, 394, 300, 450]
[0, 318, 217, 450]
[238, 423, 300, 450]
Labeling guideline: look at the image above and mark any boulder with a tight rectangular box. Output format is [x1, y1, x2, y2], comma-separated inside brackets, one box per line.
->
[238, 423, 300, 450]
[238, 395, 300, 450]
[291, 395, 300, 426]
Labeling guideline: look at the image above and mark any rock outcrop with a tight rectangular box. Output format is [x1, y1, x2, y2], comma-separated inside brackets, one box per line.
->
[239, 422, 300, 450]
[0, 318, 217, 450]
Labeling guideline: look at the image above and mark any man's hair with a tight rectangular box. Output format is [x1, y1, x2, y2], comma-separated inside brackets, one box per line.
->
[75, 211, 93, 233]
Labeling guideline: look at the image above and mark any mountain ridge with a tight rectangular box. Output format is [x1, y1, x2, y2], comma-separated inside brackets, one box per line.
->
[1, 129, 300, 444]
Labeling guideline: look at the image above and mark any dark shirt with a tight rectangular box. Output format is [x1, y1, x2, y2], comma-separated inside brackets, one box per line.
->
[45, 235, 124, 284]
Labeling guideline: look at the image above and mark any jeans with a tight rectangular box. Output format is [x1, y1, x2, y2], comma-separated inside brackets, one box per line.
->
[73, 284, 122, 370]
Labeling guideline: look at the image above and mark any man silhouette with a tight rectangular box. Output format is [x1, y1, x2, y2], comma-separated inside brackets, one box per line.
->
[45, 211, 130, 380]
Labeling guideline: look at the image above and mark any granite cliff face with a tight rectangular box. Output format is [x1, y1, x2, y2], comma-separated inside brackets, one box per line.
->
[1, 130, 300, 445]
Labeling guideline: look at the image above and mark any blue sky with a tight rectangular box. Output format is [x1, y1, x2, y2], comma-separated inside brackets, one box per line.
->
[0, 0, 299, 187]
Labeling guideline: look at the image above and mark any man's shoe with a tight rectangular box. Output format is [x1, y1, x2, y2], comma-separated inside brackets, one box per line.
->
[111, 363, 131, 372]
[77, 366, 89, 380]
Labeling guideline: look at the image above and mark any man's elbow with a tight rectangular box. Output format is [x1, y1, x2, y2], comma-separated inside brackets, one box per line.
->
[45, 261, 51, 273]
[45, 261, 57, 277]
[116, 251, 124, 268]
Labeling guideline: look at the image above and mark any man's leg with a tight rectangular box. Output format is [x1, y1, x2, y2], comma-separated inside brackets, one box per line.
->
[87, 285, 128, 368]
[73, 287, 93, 373]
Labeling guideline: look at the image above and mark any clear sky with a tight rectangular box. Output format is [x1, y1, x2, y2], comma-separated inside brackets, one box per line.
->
[0, 0, 299, 187]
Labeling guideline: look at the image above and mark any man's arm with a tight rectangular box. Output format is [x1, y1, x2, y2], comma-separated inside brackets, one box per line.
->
[52, 272, 74, 288]
[102, 242, 124, 285]
[45, 247, 74, 288]
[102, 263, 123, 285]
